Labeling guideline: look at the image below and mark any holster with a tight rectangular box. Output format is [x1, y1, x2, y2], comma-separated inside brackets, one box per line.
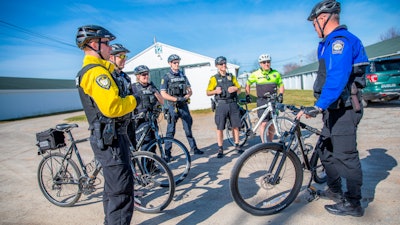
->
[102, 119, 116, 146]
[93, 121, 105, 150]
[92, 118, 116, 150]
[350, 83, 361, 112]
[211, 98, 216, 112]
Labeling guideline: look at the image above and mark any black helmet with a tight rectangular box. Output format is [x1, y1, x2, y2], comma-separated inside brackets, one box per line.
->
[168, 54, 181, 63]
[110, 43, 130, 55]
[307, 0, 341, 21]
[215, 56, 227, 65]
[134, 65, 150, 75]
[76, 25, 116, 49]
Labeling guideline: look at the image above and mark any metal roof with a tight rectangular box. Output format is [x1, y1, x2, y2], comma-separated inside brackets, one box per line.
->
[0, 77, 75, 90]
[284, 36, 400, 77]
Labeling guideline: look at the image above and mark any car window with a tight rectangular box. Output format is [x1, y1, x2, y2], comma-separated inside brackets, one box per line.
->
[374, 59, 400, 72]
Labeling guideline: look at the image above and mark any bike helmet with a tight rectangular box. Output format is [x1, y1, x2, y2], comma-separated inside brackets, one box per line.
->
[258, 54, 271, 63]
[215, 56, 227, 65]
[76, 25, 116, 49]
[110, 43, 130, 55]
[168, 54, 181, 63]
[134, 65, 150, 75]
[308, 0, 341, 21]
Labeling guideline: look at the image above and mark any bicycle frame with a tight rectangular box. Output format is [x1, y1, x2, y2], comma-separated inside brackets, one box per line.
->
[56, 129, 100, 180]
[268, 115, 322, 185]
[240, 100, 281, 136]
[134, 110, 163, 152]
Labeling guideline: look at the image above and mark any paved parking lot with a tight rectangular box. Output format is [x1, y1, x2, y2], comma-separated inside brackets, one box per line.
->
[0, 101, 399, 225]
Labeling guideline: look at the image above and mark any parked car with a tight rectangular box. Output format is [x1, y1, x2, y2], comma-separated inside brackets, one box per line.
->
[362, 56, 400, 107]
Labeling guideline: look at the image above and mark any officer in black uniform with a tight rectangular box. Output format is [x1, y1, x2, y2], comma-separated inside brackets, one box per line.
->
[109, 43, 136, 146]
[75, 25, 137, 225]
[160, 54, 204, 156]
[299, 0, 369, 217]
[131, 65, 164, 152]
[206, 56, 242, 158]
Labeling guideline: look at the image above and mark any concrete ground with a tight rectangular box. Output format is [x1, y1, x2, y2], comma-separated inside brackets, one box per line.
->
[0, 101, 399, 225]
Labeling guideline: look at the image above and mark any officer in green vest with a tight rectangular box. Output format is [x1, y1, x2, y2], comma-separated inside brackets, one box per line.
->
[245, 53, 284, 142]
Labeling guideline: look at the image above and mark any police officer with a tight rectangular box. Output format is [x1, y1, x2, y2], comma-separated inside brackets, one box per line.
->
[245, 53, 284, 142]
[299, 0, 369, 217]
[206, 56, 242, 158]
[132, 65, 164, 152]
[160, 54, 204, 156]
[109, 43, 136, 145]
[75, 25, 137, 224]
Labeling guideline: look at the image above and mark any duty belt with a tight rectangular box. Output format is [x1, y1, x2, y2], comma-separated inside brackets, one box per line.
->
[217, 99, 235, 103]
[115, 121, 130, 134]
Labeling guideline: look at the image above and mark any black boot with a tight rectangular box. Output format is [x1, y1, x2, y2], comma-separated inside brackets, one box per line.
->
[325, 200, 364, 217]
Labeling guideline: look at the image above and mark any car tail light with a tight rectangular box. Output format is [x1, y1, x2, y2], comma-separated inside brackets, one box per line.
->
[366, 74, 378, 83]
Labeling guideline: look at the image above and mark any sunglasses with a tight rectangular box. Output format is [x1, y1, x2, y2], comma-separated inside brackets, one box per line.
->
[140, 73, 149, 76]
[217, 62, 226, 66]
[260, 61, 271, 64]
[99, 41, 110, 46]
[117, 54, 127, 59]
[171, 61, 180, 65]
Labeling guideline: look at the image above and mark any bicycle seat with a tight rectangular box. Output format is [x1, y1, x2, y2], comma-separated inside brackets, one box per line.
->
[56, 123, 78, 131]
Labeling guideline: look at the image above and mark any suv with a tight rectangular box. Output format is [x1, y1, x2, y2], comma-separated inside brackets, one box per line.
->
[362, 56, 400, 107]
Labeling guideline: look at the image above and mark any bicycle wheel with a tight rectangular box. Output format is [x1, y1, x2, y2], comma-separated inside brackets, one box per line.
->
[132, 151, 175, 214]
[146, 137, 191, 185]
[263, 117, 294, 145]
[37, 152, 82, 207]
[230, 143, 303, 216]
[310, 150, 327, 184]
[226, 117, 249, 147]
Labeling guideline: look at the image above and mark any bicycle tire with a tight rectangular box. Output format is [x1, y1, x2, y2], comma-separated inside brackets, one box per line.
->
[37, 152, 82, 207]
[263, 117, 295, 145]
[146, 137, 191, 185]
[132, 151, 175, 214]
[230, 143, 303, 216]
[310, 151, 327, 184]
[225, 118, 249, 147]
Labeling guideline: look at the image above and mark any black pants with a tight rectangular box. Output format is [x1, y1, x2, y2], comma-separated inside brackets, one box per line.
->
[90, 129, 134, 225]
[317, 107, 363, 206]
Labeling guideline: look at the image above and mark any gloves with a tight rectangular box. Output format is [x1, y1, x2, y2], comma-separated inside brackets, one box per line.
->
[176, 97, 186, 103]
[303, 106, 322, 118]
[277, 93, 283, 103]
[245, 95, 251, 103]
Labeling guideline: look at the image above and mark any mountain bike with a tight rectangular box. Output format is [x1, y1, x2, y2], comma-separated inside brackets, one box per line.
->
[36, 123, 175, 213]
[229, 104, 327, 216]
[225, 92, 294, 147]
[133, 106, 191, 185]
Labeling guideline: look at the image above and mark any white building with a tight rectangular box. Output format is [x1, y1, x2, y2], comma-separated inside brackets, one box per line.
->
[124, 42, 240, 110]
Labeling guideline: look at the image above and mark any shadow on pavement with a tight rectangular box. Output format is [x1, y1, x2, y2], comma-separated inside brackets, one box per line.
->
[360, 148, 397, 208]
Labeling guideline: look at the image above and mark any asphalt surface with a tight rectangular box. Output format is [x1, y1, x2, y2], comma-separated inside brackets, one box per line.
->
[0, 100, 399, 225]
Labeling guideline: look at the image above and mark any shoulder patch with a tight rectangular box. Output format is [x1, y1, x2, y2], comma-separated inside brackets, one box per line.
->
[96, 75, 111, 89]
[332, 40, 344, 54]
[161, 79, 164, 85]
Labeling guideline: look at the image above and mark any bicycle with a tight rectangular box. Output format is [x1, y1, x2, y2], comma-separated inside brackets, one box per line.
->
[225, 92, 294, 147]
[229, 104, 327, 216]
[133, 106, 191, 185]
[36, 123, 175, 213]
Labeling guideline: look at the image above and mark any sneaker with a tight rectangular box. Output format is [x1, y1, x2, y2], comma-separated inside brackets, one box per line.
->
[318, 188, 344, 203]
[217, 149, 224, 158]
[325, 200, 364, 217]
[192, 148, 204, 155]
[234, 145, 244, 154]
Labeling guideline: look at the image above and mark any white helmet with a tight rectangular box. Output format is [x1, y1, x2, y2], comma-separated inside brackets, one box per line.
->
[258, 54, 271, 63]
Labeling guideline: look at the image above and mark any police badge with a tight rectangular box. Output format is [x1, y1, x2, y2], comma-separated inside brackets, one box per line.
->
[96, 75, 111, 89]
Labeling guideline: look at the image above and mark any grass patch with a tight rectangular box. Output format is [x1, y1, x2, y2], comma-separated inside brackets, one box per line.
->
[65, 114, 87, 122]
[63, 90, 315, 119]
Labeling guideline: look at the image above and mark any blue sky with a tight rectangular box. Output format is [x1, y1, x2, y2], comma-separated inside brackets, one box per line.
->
[1, 0, 399, 79]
